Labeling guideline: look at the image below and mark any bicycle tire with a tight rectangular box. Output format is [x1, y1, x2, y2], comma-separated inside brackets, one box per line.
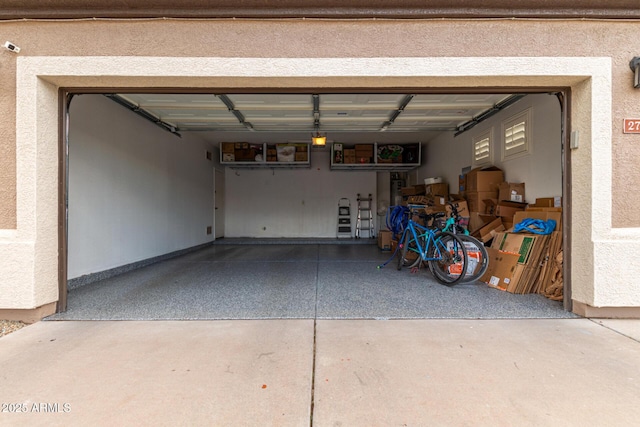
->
[427, 232, 468, 286]
[397, 230, 422, 270]
[456, 234, 489, 283]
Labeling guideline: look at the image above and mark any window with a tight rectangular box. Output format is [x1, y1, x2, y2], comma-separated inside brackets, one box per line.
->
[472, 129, 492, 167]
[502, 108, 532, 160]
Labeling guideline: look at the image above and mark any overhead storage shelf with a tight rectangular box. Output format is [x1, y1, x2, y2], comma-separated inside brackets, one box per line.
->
[330, 143, 421, 171]
[220, 142, 310, 168]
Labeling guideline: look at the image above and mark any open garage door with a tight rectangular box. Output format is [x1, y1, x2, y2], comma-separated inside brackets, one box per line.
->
[57, 89, 568, 319]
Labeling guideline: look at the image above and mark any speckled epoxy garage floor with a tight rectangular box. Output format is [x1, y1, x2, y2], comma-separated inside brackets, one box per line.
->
[47, 243, 576, 320]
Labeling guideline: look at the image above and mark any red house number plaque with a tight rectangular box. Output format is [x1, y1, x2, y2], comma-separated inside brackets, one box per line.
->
[623, 118, 640, 134]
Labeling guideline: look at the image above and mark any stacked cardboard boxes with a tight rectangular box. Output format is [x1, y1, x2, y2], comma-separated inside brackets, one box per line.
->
[478, 206, 563, 296]
[465, 166, 503, 215]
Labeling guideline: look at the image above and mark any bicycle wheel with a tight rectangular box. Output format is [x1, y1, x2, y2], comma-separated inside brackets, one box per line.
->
[457, 234, 489, 283]
[397, 230, 423, 270]
[427, 232, 468, 286]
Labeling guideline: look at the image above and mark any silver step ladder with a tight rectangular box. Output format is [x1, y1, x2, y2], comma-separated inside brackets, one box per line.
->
[337, 198, 352, 238]
[355, 193, 374, 238]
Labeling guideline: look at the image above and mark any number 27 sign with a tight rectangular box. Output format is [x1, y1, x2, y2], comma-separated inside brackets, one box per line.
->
[623, 119, 640, 134]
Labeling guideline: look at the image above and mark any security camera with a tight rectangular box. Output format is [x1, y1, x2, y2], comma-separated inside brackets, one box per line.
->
[4, 41, 20, 53]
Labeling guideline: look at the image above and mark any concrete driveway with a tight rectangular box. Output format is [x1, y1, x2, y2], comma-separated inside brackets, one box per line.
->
[0, 318, 639, 426]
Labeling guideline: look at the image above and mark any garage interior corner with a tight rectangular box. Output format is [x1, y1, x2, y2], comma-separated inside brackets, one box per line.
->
[47, 242, 573, 321]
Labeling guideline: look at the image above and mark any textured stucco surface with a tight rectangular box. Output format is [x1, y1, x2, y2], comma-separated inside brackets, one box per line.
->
[0, 18, 638, 311]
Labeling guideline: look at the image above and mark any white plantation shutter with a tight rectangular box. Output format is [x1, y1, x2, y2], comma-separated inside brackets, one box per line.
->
[472, 129, 492, 167]
[502, 109, 531, 160]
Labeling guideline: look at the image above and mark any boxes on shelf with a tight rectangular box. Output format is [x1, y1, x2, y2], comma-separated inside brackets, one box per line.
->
[333, 143, 344, 163]
[377, 230, 393, 251]
[234, 148, 256, 161]
[377, 144, 403, 163]
[466, 166, 504, 192]
[221, 142, 235, 153]
[276, 144, 296, 162]
[499, 182, 526, 202]
[355, 144, 374, 163]
[295, 152, 308, 162]
[234, 142, 249, 150]
[343, 148, 356, 164]
[222, 153, 235, 162]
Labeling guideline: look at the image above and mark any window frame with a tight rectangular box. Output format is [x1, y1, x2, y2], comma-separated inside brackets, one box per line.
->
[472, 128, 493, 168]
[501, 108, 532, 161]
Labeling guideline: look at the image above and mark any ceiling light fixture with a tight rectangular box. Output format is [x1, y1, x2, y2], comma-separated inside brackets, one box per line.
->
[312, 132, 326, 146]
[311, 94, 326, 146]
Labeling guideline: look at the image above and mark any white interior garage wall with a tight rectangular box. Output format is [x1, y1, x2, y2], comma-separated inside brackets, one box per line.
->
[68, 95, 215, 279]
[418, 94, 562, 202]
[225, 151, 376, 237]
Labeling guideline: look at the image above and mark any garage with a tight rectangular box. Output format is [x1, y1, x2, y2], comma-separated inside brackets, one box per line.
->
[51, 87, 569, 320]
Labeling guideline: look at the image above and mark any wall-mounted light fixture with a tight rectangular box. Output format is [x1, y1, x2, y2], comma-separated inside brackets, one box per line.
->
[630, 57, 640, 88]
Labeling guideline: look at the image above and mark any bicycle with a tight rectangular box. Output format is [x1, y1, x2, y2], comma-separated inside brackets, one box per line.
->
[395, 208, 469, 286]
[440, 201, 489, 283]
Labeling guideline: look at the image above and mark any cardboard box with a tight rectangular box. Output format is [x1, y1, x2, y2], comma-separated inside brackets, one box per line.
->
[466, 166, 504, 192]
[479, 247, 521, 291]
[221, 142, 235, 153]
[234, 149, 256, 161]
[446, 200, 469, 218]
[222, 153, 235, 162]
[495, 200, 528, 220]
[499, 182, 526, 203]
[401, 185, 426, 196]
[295, 152, 308, 162]
[471, 217, 505, 243]
[466, 191, 498, 214]
[425, 183, 449, 197]
[377, 230, 393, 251]
[355, 144, 374, 153]
[493, 232, 539, 264]
[533, 196, 562, 208]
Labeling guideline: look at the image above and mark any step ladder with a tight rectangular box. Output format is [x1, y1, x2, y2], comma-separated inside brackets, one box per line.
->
[355, 193, 375, 238]
[337, 198, 352, 238]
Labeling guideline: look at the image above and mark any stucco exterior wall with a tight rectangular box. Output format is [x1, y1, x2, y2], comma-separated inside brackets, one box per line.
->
[0, 18, 638, 314]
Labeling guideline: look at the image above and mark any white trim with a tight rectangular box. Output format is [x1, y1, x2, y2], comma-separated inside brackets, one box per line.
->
[1, 55, 626, 309]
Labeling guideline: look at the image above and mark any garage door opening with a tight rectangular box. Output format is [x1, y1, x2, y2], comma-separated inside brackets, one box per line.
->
[53, 89, 569, 320]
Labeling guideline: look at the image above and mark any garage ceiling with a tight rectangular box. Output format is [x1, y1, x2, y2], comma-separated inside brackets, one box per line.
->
[110, 93, 520, 138]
